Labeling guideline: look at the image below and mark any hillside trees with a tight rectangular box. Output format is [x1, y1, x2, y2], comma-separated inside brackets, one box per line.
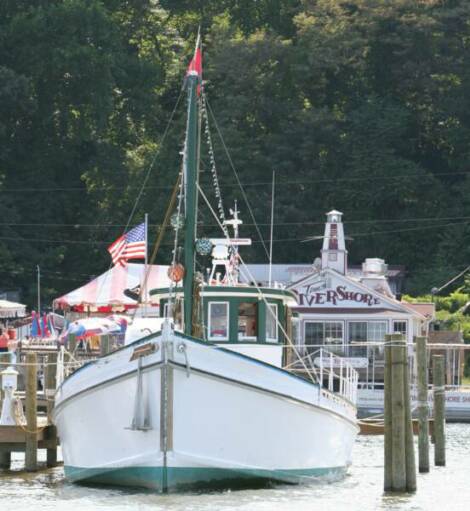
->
[0, 0, 469, 305]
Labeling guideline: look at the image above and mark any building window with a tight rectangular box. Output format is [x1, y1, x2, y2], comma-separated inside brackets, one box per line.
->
[368, 322, 387, 342]
[266, 304, 278, 342]
[238, 302, 257, 340]
[208, 302, 229, 340]
[348, 321, 387, 357]
[304, 321, 343, 355]
[393, 321, 407, 336]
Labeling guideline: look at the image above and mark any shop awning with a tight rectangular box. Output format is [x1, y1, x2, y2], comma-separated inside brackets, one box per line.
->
[53, 263, 171, 312]
[0, 299, 26, 318]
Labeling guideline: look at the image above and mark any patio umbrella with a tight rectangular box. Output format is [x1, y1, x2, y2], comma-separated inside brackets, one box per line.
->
[31, 311, 42, 338]
[63, 317, 123, 340]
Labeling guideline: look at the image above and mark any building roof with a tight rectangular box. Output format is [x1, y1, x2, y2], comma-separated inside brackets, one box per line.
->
[240, 263, 405, 286]
[429, 330, 464, 345]
[402, 302, 435, 320]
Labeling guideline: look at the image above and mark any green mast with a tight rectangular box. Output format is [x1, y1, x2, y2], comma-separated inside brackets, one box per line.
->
[183, 38, 201, 336]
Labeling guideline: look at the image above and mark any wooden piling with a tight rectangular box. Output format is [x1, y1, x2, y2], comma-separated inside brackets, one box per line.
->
[390, 336, 406, 491]
[403, 344, 417, 491]
[416, 336, 430, 473]
[384, 334, 416, 492]
[44, 352, 58, 467]
[433, 355, 446, 466]
[25, 352, 38, 472]
[384, 334, 393, 491]
[100, 334, 111, 357]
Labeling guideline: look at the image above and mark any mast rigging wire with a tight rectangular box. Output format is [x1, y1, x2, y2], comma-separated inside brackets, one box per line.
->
[204, 96, 270, 260]
[197, 182, 318, 385]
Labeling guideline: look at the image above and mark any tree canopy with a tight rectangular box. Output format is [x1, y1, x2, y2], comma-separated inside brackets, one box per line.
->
[0, 0, 469, 306]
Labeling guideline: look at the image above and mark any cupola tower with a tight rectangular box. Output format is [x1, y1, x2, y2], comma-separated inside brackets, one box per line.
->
[321, 210, 347, 275]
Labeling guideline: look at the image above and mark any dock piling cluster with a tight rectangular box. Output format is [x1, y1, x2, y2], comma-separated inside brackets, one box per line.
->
[416, 336, 430, 473]
[433, 355, 446, 466]
[384, 334, 416, 492]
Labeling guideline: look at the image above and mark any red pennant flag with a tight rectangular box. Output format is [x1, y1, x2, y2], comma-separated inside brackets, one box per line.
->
[187, 47, 202, 77]
[186, 34, 202, 94]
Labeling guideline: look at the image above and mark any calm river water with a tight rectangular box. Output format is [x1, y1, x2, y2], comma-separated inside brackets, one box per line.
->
[1, 423, 469, 511]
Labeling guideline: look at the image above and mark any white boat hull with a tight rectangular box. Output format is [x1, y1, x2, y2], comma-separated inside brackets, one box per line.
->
[54, 330, 358, 491]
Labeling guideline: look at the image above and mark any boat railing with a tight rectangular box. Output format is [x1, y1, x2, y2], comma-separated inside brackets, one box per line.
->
[290, 345, 358, 405]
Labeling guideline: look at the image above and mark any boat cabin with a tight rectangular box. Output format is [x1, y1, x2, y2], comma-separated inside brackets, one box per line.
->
[149, 284, 296, 368]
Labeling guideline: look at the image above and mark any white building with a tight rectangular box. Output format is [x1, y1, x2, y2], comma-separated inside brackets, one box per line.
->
[242, 210, 434, 382]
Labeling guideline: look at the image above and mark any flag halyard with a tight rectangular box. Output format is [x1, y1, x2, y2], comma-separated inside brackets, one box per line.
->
[108, 222, 146, 266]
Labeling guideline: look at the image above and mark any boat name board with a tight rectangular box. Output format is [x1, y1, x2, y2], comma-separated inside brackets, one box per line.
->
[130, 342, 158, 361]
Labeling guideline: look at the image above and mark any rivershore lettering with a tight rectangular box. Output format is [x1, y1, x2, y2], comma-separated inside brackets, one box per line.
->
[297, 285, 381, 307]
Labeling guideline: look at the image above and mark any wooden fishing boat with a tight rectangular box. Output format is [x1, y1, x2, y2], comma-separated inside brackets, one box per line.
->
[53, 36, 359, 492]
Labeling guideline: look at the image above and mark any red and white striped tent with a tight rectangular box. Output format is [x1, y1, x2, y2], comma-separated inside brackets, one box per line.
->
[53, 263, 172, 313]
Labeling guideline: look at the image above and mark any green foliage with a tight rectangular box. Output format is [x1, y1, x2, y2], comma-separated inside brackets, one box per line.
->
[0, 0, 469, 307]
[404, 290, 470, 341]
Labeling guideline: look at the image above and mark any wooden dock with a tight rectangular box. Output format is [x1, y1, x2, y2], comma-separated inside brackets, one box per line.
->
[0, 351, 59, 471]
[359, 417, 434, 436]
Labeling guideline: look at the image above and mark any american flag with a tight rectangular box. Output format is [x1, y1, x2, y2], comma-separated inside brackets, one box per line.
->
[108, 223, 146, 266]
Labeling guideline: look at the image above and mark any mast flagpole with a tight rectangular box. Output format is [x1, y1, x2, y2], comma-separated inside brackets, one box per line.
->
[268, 171, 275, 287]
[182, 35, 202, 336]
[144, 213, 148, 309]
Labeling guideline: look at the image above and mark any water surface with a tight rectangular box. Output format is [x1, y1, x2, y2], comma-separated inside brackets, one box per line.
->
[1, 424, 469, 511]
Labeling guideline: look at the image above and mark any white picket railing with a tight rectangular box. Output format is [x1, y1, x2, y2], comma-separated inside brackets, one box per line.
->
[290, 345, 358, 405]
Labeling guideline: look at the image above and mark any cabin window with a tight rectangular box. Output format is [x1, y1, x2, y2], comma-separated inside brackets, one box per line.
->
[266, 304, 278, 342]
[304, 321, 343, 355]
[208, 302, 229, 340]
[393, 321, 407, 336]
[238, 302, 257, 340]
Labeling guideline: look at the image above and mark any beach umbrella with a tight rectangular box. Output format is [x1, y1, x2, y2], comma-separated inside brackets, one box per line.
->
[31, 311, 42, 338]
[42, 313, 51, 337]
[47, 314, 56, 338]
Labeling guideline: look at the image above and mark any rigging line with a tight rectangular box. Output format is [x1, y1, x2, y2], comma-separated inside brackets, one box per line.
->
[122, 86, 185, 235]
[135, 174, 182, 311]
[434, 264, 470, 294]
[2, 219, 469, 247]
[2, 214, 470, 229]
[203, 215, 470, 227]
[200, 91, 228, 236]
[204, 96, 270, 260]
[197, 183, 319, 385]
[96, 87, 185, 303]
[1, 170, 468, 193]
[167, 166, 185, 317]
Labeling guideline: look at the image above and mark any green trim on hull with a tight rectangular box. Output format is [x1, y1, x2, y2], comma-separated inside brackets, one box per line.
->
[64, 465, 347, 492]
